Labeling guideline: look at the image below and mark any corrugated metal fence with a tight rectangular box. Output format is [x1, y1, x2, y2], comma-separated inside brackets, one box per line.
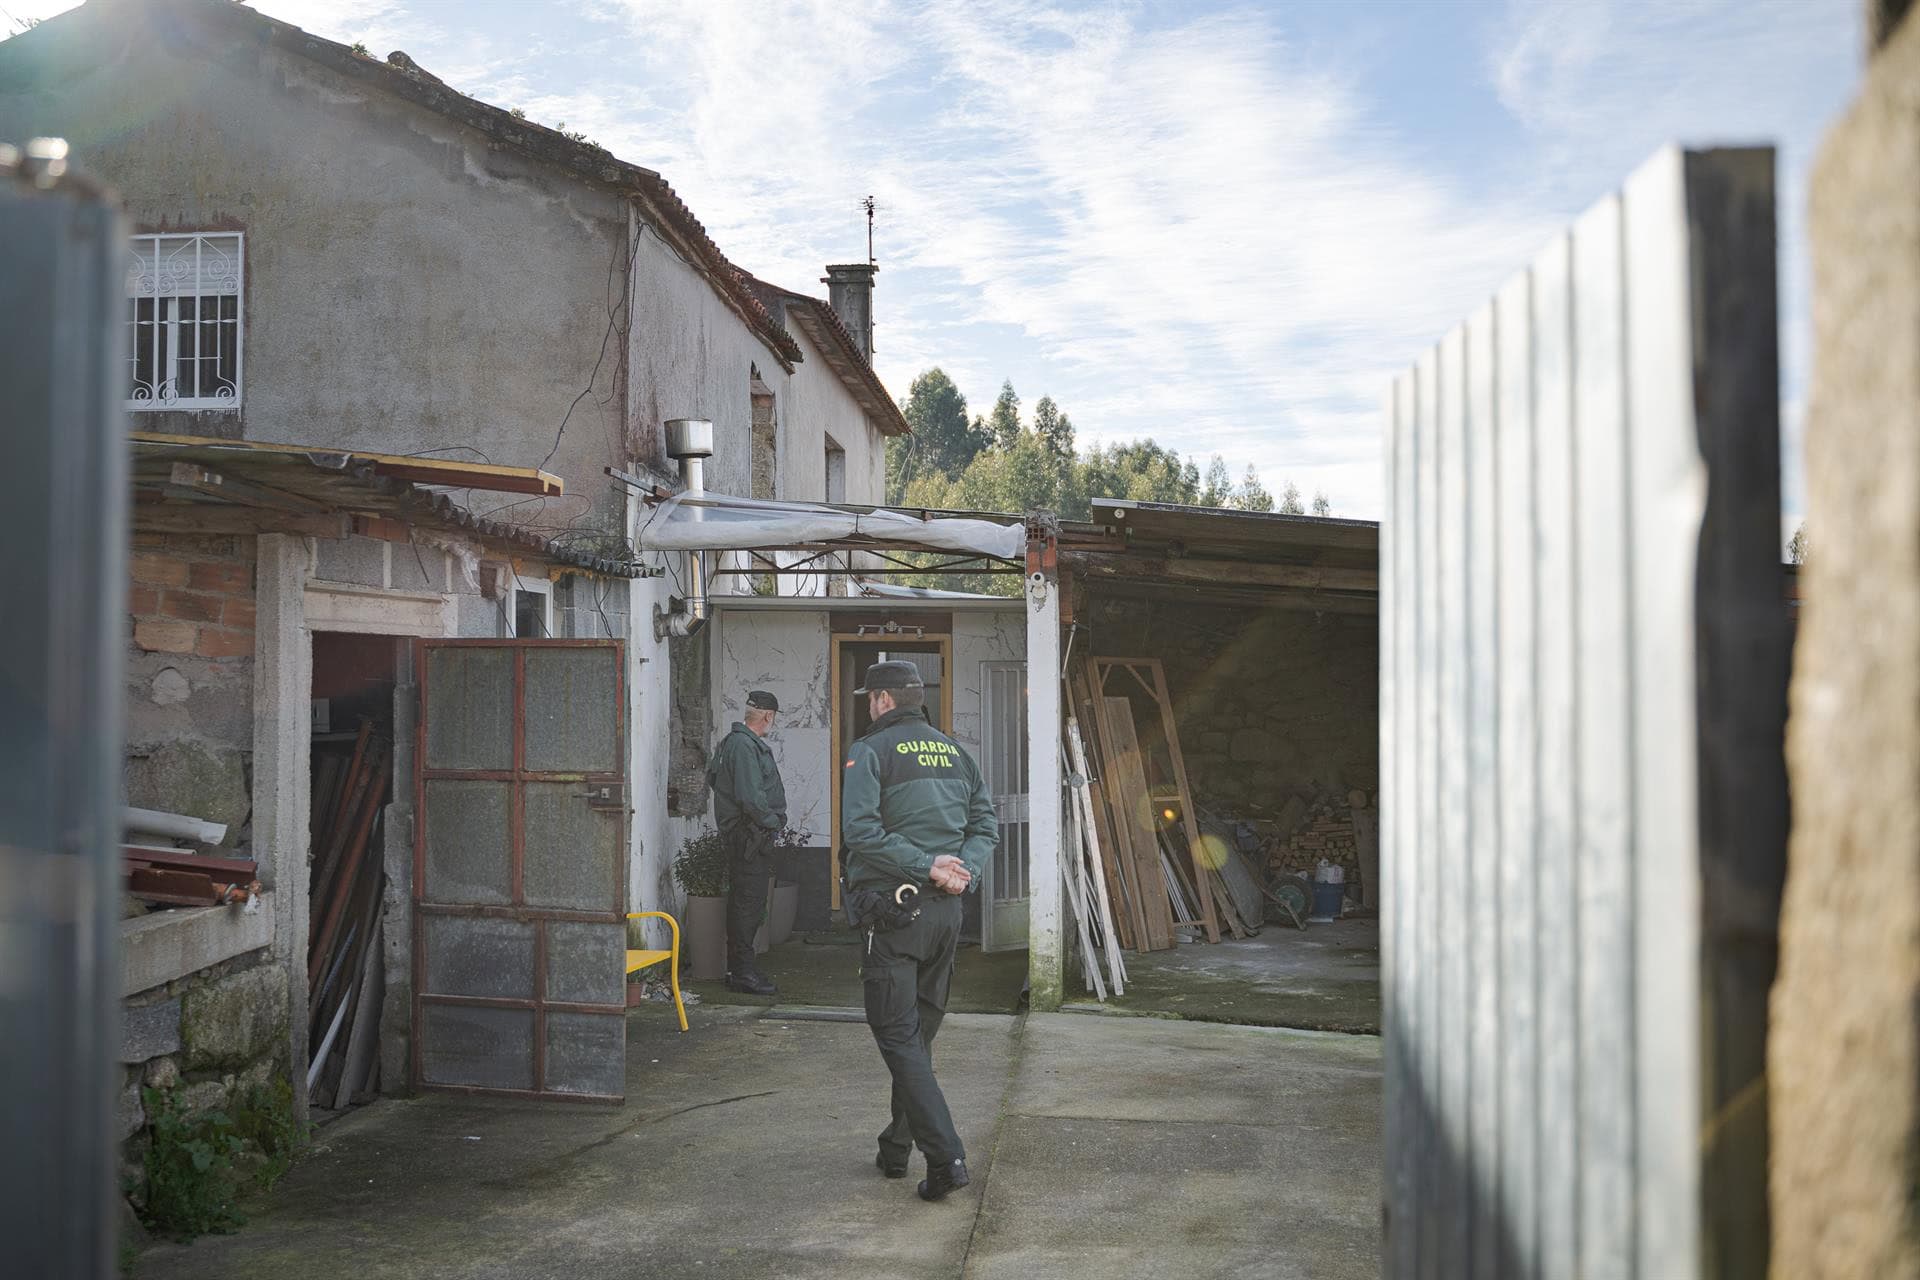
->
[1381, 147, 1790, 1280]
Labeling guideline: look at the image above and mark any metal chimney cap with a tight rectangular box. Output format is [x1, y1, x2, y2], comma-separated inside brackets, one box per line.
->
[663, 418, 714, 459]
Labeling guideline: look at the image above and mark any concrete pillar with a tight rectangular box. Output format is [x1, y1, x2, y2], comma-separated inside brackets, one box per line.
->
[1771, 11, 1920, 1276]
[253, 534, 312, 1114]
[1025, 569, 1064, 1010]
[379, 638, 415, 1094]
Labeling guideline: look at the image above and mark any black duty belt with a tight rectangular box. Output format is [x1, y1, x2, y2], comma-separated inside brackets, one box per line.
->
[841, 873, 922, 934]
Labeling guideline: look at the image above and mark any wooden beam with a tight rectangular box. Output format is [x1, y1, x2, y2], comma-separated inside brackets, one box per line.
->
[131, 432, 563, 495]
[134, 502, 352, 539]
[1084, 578, 1378, 615]
[1074, 552, 1376, 593]
[167, 462, 336, 512]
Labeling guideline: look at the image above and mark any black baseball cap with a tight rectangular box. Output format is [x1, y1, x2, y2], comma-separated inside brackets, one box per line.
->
[853, 660, 925, 695]
[746, 690, 780, 712]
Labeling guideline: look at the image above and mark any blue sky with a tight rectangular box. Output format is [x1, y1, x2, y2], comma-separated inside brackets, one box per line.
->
[11, 0, 1860, 525]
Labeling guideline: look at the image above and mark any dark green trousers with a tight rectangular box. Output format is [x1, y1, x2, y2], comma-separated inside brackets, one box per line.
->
[863, 891, 964, 1166]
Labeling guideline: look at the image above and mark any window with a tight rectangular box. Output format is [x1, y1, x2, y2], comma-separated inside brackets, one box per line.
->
[127, 232, 243, 410]
[511, 577, 553, 638]
[825, 435, 847, 504]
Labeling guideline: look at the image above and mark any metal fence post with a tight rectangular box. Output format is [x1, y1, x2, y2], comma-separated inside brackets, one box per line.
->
[0, 140, 129, 1279]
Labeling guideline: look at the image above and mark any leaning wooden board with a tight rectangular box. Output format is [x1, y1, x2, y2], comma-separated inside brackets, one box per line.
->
[1095, 658, 1223, 944]
[1101, 696, 1176, 950]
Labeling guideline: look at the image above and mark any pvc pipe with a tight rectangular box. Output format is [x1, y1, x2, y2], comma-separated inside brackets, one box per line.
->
[124, 806, 227, 846]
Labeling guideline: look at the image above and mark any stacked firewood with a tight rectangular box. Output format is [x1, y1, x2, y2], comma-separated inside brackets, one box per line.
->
[1257, 789, 1375, 883]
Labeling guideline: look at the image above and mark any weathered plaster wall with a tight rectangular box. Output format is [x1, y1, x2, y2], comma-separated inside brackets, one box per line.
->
[0, 5, 634, 542]
[1088, 596, 1379, 815]
[697, 606, 1025, 861]
[952, 610, 1028, 751]
[775, 318, 887, 507]
[709, 610, 835, 843]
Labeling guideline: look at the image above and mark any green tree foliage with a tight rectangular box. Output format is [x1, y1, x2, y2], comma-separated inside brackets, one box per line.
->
[1201, 456, 1234, 507]
[1233, 465, 1275, 512]
[886, 368, 987, 502]
[1312, 491, 1333, 517]
[1277, 480, 1305, 515]
[988, 380, 1023, 451]
[1079, 439, 1204, 509]
[881, 368, 1299, 591]
[1032, 395, 1075, 462]
[1788, 521, 1807, 565]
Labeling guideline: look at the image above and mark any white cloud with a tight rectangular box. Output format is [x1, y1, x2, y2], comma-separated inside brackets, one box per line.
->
[14, 0, 1851, 521]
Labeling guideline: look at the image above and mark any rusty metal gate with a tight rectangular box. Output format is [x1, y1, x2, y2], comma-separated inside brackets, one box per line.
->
[413, 640, 628, 1102]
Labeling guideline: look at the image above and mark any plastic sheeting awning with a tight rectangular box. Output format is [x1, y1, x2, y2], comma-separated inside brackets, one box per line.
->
[634, 491, 1027, 562]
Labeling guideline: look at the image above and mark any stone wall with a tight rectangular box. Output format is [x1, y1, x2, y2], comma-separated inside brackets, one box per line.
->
[118, 948, 289, 1196]
[1770, 7, 1920, 1275]
[125, 533, 258, 846]
[1088, 595, 1379, 818]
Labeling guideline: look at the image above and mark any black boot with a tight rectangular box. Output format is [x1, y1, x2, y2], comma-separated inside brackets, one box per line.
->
[917, 1157, 970, 1202]
[875, 1152, 909, 1179]
[725, 968, 776, 996]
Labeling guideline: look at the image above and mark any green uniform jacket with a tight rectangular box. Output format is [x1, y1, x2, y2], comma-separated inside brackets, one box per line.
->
[841, 706, 998, 893]
[706, 723, 787, 833]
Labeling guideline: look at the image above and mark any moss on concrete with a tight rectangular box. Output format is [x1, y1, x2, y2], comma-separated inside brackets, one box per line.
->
[1088, 918, 1380, 1033]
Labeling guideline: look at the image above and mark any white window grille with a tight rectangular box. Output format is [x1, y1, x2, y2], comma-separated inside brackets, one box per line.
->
[126, 232, 243, 410]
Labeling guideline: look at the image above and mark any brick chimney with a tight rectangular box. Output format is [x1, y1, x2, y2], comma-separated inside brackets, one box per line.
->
[821, 263, 877, 364]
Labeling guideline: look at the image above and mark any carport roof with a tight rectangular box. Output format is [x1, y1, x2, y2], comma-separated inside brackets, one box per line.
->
[132, 434, 639, 577]
[1061, 499, 1379, 610]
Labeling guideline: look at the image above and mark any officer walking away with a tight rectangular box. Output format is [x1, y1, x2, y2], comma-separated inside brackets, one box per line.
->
[706, 690, 787, 996]
[840, 660, 997, 1202]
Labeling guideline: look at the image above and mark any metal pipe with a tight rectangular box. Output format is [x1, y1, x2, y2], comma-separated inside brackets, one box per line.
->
[658, 418, 713, 638]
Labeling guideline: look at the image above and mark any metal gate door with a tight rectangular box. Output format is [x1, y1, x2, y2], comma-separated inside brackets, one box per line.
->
[980, 661, 1030, 951]
[413, 640, 628, 1101]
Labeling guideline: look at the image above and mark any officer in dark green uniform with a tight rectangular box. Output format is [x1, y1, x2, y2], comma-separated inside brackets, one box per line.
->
[841, 660, 998, 1202]
[706, 689, 787, 996]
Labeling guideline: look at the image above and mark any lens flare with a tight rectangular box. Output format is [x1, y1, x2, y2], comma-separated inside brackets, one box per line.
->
[1194, 833, 1230, 871]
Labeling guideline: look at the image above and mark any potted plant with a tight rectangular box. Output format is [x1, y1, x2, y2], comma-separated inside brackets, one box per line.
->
[673, 829, 729, 980]
[769, 827, 809, 945]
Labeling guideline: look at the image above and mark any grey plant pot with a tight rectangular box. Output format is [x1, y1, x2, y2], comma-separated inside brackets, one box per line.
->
[685, 894, 727, 980]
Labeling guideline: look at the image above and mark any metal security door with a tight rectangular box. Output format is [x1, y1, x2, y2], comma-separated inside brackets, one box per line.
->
[980, 661, 1030, 951]
[413, 640, 627, 1102]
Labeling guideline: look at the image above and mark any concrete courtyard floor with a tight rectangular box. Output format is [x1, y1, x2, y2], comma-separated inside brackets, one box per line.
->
[135, 1005, 1381, 1280]
[692, 917, 1380, 1034]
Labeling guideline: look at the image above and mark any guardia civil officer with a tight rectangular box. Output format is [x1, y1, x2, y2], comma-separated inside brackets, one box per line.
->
[840, 660, 998, 1202]
[706, 690, 787, 996]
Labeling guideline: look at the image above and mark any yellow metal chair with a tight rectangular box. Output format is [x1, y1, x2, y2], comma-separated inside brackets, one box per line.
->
[625, 911, 689, 1033]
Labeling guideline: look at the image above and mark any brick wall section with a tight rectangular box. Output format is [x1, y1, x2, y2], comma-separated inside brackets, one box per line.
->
[129, 534, 258, 661]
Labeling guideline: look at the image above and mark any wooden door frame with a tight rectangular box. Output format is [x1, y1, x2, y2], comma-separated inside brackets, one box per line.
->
[828, 632, 954, 908]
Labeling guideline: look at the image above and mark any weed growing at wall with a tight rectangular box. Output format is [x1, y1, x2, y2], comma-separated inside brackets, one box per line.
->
[231, 1079, 307, 1191]
[138, 1078, 308, 1240]
[140, 1088, 247, 1238]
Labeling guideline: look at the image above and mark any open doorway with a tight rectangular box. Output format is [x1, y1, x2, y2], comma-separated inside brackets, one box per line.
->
[829, 635, 952, 910]
[308, 632, 404, 1117]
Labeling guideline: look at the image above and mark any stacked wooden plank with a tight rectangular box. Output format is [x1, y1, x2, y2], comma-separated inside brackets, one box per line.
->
[1061, 656, 1252, 972]
[306, 721, 389, 1109]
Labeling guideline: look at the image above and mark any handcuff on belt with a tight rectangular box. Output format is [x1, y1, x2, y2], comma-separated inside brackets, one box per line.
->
[861, 882, 922, 956]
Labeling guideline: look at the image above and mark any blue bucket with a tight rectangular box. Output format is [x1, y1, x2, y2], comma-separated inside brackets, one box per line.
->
[1309, 881, 1344, 922]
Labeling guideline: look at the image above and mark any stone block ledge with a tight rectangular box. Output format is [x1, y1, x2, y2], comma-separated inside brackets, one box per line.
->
[122, 891, 276, 996]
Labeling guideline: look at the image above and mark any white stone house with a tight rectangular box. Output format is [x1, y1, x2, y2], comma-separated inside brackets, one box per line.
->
[0, 0, 903, 1130]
